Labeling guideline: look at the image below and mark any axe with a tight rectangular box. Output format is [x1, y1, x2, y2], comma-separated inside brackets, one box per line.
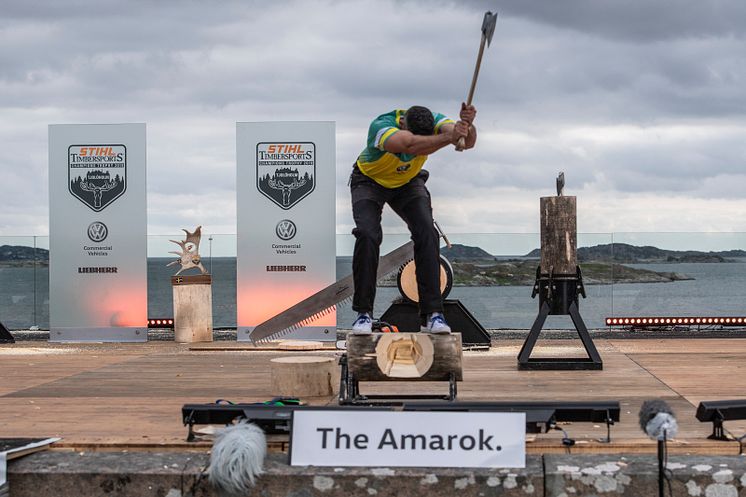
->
[456, 11, 498, 151]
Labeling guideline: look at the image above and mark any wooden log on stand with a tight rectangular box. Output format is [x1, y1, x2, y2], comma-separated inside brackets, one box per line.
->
[346, 333, 463, 382]
[540, 196, 577, 275]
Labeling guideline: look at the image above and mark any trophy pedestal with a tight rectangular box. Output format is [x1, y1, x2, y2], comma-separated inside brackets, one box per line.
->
[171, 274, 213, 343]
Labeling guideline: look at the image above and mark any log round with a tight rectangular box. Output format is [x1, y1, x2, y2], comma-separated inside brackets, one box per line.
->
[269, 356, 338, 397]
[397, 256, 454, 302]
[375, 334, 435, 378]
[276, 340, 325, 351]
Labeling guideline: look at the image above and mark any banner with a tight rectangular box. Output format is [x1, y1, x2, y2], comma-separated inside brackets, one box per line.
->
[291, 411, 526, 468]
[236, 122, 336, 341]
[48, 124, 147, 342]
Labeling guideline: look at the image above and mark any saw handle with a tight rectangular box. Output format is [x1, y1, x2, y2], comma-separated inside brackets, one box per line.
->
[434, 220, 452, 249]
[456, 33, 488, 152]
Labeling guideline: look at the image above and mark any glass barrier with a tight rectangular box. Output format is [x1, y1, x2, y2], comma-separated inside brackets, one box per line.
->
[0, 236, 43, 329]
[34, 236, 50, 329]
[148, 233, 237, 328]
[1, 232, 744, 331]
[609, 232, 746, 319]
[336, 232, 614, 330]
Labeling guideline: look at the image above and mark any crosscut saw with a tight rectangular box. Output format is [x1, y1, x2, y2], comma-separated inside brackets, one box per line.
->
[249, 222, 451, 343]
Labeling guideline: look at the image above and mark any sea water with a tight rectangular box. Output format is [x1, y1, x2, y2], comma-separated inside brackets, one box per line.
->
[1, 258, 744, 330]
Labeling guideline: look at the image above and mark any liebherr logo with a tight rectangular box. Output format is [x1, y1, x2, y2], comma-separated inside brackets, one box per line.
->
[276, 219, 297, 241]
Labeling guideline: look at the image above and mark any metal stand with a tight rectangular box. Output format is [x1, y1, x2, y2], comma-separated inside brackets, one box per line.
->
[0, 321, 14, 344]
[707, 411, 727, 440]
[658, 437, 666, 497]
[379, 299, 490, 347]
[338, 354, 458, 405]
[518, 266, 603, 370]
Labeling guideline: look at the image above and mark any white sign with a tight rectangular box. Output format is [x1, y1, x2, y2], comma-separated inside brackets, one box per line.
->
[236, 122, 336, 341]
[48, 124, 147, 342]
[291, 411, 526, 468]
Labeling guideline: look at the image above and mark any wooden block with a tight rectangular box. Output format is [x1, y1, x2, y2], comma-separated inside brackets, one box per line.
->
[346, 333, 463, 382]
[540, 196, 577, 275]
[172, 279, 213, 343]
[270, 356, 338, 397]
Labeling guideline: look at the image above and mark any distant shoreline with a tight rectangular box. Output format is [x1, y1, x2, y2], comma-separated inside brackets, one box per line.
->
[379, 259, 695, 287]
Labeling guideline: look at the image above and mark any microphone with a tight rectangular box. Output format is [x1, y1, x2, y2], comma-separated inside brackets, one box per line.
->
[639, 399, 678, 440]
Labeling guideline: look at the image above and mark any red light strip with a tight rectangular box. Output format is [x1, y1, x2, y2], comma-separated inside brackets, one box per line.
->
[147, 318, 175, 328]
[606, 317, 746, 326]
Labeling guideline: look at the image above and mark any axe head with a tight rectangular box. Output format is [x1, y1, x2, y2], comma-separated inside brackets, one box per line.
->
[482, 11, 498, 47]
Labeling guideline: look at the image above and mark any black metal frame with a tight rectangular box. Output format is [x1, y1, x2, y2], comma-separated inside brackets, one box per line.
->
[181, 400, 620, 441]
[379, 299, 491, 347]
[518, 266, 603, 370]
[696, 399, 746, 441]
[181, 404, 391, 442]
[0, 321, 15, 344]
[396, 400, 619, 441]
[708, 414, 727, 441]
[338, 354, 458, 405]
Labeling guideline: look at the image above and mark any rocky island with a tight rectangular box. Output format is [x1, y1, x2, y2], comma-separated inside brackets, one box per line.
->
[0, 245, 49, 267]
[379, 243, 709, 287]
[525, 243, 746, 264]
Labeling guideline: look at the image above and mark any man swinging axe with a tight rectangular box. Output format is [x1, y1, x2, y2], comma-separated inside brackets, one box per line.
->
[349, 12, 498, 335]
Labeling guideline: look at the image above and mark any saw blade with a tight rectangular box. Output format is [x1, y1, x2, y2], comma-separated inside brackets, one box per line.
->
[249, 240, 414, 343]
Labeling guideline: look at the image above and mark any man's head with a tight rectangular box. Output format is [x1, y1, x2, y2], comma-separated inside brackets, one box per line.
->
[403, 106, 435, 136]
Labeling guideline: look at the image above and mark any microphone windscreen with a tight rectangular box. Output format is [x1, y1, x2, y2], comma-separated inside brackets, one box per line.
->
[639, 399, 678, 440]
[209, 420, 266, 495]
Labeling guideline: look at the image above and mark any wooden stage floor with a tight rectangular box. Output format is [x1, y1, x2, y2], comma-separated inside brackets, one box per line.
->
[1, 338, 745, 455]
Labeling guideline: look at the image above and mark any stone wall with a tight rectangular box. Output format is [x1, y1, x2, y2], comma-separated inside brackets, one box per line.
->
[7, 451, 746, 497]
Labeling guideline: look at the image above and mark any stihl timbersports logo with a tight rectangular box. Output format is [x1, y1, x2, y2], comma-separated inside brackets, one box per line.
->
[68, 145, 127, 212]
[257, 142, 315, 210]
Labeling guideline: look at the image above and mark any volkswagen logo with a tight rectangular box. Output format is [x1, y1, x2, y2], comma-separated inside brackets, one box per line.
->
[275, 219, 297, 240]
[87, 221, 109, 243]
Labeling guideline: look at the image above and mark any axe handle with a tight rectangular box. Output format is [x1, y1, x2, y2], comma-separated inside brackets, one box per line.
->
[456, 34, 487, 151]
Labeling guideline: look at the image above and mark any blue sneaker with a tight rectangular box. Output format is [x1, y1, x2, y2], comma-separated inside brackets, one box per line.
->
[421, 312, 451, 334]
[351, 313, 373, 334]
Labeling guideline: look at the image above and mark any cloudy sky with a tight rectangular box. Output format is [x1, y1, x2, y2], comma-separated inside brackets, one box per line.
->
[1, 0, 745, 250]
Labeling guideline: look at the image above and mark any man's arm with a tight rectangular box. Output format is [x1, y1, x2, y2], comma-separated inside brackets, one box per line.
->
[383, 127, 457, 156]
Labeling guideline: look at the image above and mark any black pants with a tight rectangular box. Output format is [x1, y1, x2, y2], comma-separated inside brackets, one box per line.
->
[350, 166, 442, 318]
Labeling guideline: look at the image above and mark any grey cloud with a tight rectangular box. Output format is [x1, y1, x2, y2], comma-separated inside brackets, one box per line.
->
[466, 0, 746, 42]
[1, 0, 745, 237]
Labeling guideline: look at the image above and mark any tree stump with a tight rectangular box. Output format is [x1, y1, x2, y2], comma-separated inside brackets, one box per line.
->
[270, 356, 338, 397]
[540, 196, 577, 275]
[172, 274, 213, 343]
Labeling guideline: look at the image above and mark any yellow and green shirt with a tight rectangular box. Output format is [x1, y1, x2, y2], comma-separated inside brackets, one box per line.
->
[356, 109, 454, 188]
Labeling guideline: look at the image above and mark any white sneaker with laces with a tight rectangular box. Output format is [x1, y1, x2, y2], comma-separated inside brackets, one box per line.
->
[420, 312, 451, 334]
[351, 313, 373, 334]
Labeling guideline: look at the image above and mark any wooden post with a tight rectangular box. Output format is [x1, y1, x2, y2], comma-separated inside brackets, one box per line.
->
[172, 274, 213, 343]
[270, 356, 338, 397]
[540, 196, 577, 275]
